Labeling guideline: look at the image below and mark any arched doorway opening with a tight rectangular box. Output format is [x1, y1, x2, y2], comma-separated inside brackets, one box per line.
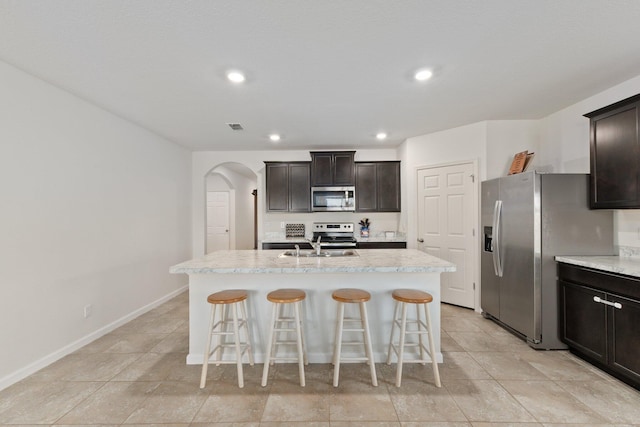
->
[205, 162, 258, 253]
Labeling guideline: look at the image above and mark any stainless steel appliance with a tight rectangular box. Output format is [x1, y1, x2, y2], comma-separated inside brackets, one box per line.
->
[312, 222, 357, 248]
[311, 186, 355, 211]
[481, 171, 614, 349]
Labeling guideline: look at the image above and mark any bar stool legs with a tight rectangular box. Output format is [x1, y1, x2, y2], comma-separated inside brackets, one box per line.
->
[261, 289, 308, 387]
[332, 288, 377, 387]
[200, 290, 254, 389]
[386, 289, 441, 387]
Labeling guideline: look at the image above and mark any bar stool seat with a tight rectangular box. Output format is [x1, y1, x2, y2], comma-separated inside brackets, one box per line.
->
[386, 289, 441, 387]
[332, 288, 378, 387]
[261, 289, 308, 387]
[200, 289, 254, 389]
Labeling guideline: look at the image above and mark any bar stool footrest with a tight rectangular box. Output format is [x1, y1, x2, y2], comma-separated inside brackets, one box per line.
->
[339, 356, 371, 362]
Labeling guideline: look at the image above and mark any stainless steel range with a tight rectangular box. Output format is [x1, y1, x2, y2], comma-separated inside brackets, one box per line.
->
[312, 222, 357, 248]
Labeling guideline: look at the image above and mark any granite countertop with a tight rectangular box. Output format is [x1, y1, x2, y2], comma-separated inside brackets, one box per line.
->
[170, 249, 455, 274]
[261, 235, 407, 243]
[555, 255, 640, 279]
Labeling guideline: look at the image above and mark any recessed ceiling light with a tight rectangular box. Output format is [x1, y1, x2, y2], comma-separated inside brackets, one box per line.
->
[269, 134, 281, 142]
[227, 71, 246, 83]
[376, 132, 387, 140]
[414, 69, 433, 81]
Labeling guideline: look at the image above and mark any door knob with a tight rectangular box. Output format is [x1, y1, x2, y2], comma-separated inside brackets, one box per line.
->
[417, 238, 424, 243]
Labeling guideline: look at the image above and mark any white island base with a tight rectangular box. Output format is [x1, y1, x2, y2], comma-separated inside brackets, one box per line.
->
[187, 272, 443, 365]
[171, 249, 455, 366]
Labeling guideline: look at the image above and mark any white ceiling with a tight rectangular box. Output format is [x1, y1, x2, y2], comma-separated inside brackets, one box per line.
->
[2, 1, 640, 151]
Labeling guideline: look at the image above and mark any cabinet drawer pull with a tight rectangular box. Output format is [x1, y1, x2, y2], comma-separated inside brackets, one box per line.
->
[593, 296, 622, 309]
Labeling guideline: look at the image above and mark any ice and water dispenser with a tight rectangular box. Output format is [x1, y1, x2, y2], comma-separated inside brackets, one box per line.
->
[484, 226, 493, 252]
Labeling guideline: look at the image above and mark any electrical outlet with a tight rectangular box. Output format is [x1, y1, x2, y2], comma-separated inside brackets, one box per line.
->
[280, 222, 285, 229]
[83, 304, 93, 318]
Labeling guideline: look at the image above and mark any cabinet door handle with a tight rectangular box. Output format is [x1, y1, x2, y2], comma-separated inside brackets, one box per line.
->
[593, 296, 622, 309]
[417, 238, 424, 243]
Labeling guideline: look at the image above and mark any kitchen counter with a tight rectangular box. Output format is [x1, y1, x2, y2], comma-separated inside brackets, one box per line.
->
[171, 249, 455, 365]
[355, 235, 407, 243]
[555, 255, 640, 279]
[260, 235, 408, 244]
[170, 249, 451, 274]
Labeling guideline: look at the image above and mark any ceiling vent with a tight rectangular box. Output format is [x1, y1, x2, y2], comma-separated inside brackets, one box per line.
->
[226, 123, 244, 131]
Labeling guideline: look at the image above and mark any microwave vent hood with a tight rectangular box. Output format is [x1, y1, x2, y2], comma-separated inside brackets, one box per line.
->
[311, 186, 355, 212]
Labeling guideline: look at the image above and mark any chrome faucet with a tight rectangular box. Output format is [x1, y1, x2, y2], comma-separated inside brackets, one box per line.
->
[294, 244, 300, 257]
[308, 235, 322, 255]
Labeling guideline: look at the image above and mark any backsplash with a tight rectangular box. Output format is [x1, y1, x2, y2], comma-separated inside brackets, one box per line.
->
[263, 212, 402, 240]
[616, 210, 640, 254]
[619, 246, 640, 258]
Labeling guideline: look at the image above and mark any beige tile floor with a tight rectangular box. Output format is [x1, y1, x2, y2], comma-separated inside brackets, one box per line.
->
[1, 291, 640, 426]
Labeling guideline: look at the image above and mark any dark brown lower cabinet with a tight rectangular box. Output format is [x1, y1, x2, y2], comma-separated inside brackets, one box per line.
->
[357, 241, 406, 249]
[262, 242, 312, 250]
[261, 241, 407, 250]
[558, 263, 640, 390]
[559, 281, 607, 363]
[609, 294, 640, 380]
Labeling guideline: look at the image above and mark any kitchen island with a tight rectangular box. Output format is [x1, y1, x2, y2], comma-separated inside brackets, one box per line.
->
[170, 249, 455, 365]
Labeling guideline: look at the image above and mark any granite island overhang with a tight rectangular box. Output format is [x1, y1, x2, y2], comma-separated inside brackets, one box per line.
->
[170, 249, 456, 365]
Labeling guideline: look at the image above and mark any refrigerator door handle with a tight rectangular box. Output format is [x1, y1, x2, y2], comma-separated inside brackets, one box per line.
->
[492, 200, 504, 277]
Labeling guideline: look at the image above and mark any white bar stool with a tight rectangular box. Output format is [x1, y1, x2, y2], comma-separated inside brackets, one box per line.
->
[386, 289, 441, 387]
[332, 288, 378, 387]
[261, 289, 308, 387]
[200, 289, 254, 388]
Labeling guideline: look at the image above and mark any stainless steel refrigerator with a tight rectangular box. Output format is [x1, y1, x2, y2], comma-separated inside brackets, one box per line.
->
[481, 171, 614, 349]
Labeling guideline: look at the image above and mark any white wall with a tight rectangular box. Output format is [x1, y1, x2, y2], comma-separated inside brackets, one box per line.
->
[538, 74, 640, 174]
[400, 121, 487, 250]
[538, 74, 640, 249]
[486, 120, 540, 178]
[400, 73, 640, 253]
[206, 167, 256, 249]
[0, 61, 191, 389]
[218, 168, 256, 250]
[192, 149, 399, 256]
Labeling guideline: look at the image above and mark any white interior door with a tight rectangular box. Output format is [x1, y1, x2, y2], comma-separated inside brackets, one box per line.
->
[206, 191, 230, 253]
[417, 162, 477, 308]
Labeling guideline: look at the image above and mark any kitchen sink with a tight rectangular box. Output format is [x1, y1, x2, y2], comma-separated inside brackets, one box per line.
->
[278, 249, 359, 258]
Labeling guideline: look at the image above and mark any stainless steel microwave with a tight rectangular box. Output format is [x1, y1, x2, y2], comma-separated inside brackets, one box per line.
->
[311, 186, 355, 211]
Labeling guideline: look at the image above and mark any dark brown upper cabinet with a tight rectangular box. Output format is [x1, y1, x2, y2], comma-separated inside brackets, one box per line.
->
[265, 162, 311, 213]
[585, 94, 640, 208]
[355, 161, 401, 212]
[310, 151, 355, 186]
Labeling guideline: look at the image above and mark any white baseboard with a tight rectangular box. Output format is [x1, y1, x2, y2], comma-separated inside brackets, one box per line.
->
[0, 286, 187, 391]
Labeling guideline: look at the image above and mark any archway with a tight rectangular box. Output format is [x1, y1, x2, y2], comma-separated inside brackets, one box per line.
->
[205, 162, 258, 253]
